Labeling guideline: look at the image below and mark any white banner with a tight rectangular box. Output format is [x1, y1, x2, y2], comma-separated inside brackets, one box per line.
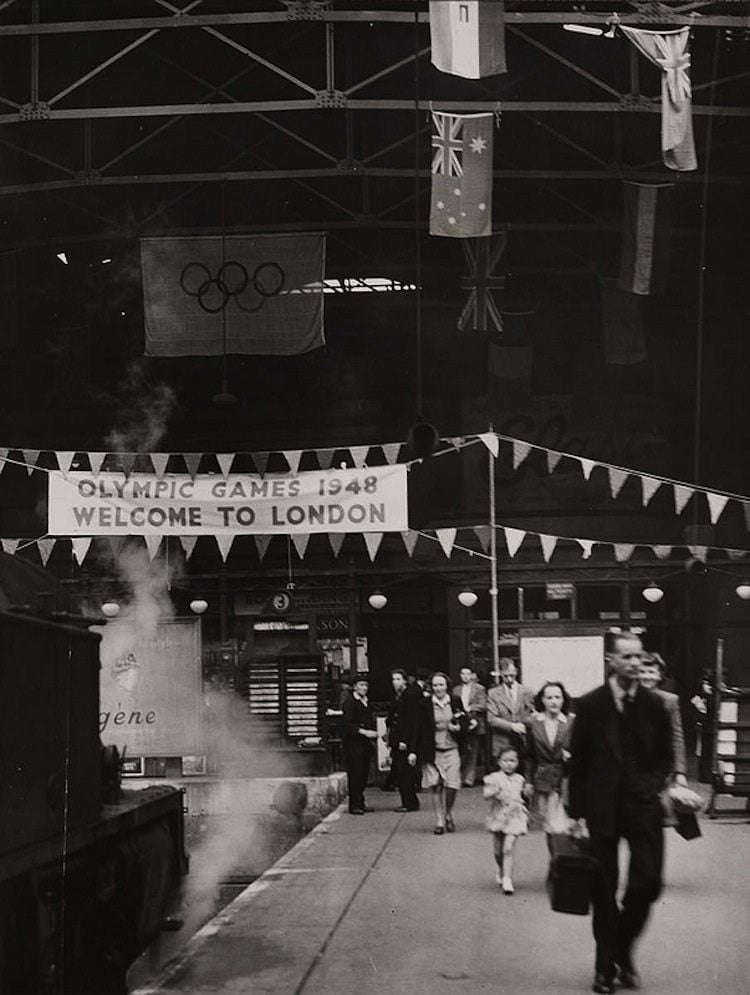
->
[48, 466, 408, 536]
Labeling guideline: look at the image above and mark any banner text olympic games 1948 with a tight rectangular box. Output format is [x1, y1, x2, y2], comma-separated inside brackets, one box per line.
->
[47, 466, 408, 536]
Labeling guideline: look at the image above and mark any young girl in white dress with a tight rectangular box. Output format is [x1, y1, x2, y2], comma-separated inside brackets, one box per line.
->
[482, 745, 529, 894]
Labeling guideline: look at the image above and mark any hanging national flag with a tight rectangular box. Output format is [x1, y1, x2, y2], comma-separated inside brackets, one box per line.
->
[429, 0, 506, 79]
[141, 233, 326, 356]
[619, 182, 674, 296]
[457, 236, 506, 332]
[430, 111, 493, 239]
[600, 279, 646, 366]
[620, 26, 696, 172]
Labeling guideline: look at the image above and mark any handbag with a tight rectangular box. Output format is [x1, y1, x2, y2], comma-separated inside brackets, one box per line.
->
[547, 832, 598, 916]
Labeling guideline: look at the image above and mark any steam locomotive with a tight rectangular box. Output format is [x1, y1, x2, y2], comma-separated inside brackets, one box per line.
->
[0, 553, 187, 993]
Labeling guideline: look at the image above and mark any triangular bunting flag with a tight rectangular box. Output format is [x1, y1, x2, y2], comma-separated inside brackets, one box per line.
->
[0, 448, 8, 476]
[215, 534, 235, 562]
[292, 533, 311, 559]
[449, 437, 464, 451]
[1, 538, 19, 555]
[37, 538, 55, 566]
[119, 452, 136, 477]
[547, 451, 563, 474]
[89, 452, 106, 475]
[673, 484, 693, 515]
[436, 528, 457, 557]
[145, 534, 162, 560]
[254, 535, 273, 561]
[401, 530, 419, 557]
[349, 446, 370, 469]
[576, 539, 594, 559]
[252, 451, 269, 476]
[71, 537, 92, 566]
[608, 467, 629, 500]
[284, 450, 303, 475]
[55, 451, 76, 475]
[727, 548, 747, 561]
[382, 442, 401, 465]
[216, 453, 235, 478]
[641, 475, 662, 506]
[22, 449, 39, 475]
[539, 534, 557, 562]
[688, 545, 708, 563]
[108, 536, 125, 558]
[614, 543, 636, 562]
[317, 450, 334, 471]
[151, 452, 170, 477]
[363, 532, 383, 562]
[706, 492, 729, 525]
[178, 536, 198, 560]
[478, 433, 499, 458]
[473, 525, 491, 552]
[652, 545, 673, 559]
[504, 527, 526, 558]
[513, 441, 533, 470]
[183, 453, 202, 479]
[328, 533, 346, 558]
[578, 457, 596, 481]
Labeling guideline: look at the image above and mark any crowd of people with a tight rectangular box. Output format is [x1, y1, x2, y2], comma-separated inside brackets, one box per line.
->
[340, 633, 689, 994]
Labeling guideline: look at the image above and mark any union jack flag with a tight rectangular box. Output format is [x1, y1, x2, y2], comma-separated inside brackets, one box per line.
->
[457, 235, 507, 332]
[431, 112, 464, 177]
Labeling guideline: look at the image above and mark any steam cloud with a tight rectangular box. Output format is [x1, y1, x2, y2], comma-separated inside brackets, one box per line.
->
[104, 360, 177, 454]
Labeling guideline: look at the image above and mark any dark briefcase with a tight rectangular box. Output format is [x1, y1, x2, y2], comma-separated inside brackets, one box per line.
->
[547, 833, 597, 916]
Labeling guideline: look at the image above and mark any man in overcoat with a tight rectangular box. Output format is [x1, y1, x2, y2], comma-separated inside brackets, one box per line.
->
[568, 632, 672, 994]
[386, 669, 423, 811]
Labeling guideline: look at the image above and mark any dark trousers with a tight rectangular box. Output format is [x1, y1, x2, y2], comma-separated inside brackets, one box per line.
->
[459, 732, 482, 786]
[589, 802, 664, 977]
[344, 741, 372, 811]
[392, 750, 420, 809]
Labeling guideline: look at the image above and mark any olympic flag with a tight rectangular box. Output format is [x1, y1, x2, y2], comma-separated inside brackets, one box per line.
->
[141, 233, 326, 356]
[47, 466, 408, 536]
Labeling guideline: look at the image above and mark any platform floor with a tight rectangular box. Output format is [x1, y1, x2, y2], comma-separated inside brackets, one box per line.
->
[133, 787, 750, 995]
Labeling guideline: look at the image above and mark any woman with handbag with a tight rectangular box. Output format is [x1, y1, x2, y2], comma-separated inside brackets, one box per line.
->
[420, 672, 463, 835]
[525, 681, 574, 852]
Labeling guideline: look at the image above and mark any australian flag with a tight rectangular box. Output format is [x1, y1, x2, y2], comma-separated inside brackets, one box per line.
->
[430, 111, 493, 239]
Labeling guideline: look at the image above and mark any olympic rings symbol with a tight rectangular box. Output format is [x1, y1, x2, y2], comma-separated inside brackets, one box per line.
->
[180, 260, 285, 314]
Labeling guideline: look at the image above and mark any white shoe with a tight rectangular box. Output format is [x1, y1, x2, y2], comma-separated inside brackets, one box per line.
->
[502, 877, 514, 895]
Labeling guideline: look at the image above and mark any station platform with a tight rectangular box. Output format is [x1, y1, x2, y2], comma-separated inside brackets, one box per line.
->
[133, 787, 750, 995]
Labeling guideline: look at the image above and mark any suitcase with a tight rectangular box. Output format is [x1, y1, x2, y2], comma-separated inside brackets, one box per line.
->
[547, 833, 598, 916]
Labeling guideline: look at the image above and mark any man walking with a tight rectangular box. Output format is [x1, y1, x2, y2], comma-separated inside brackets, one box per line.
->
[342, 677, 378, 815]
[452, 667, 487, 786]
[568, 632, 673, 994]
[386, 669, 422, 811]
[487, 659, 534, 763]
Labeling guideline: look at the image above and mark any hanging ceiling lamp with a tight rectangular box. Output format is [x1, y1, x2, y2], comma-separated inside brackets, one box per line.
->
[642, 581, 664, 604]
[368, 590, 388, 610]
[735, 580, 750, 601]
[457, 588, 478, 608]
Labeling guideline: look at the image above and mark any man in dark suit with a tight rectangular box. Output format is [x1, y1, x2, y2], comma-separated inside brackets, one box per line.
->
[386, 669, 422, 811]
[341, 677, 379, 815]
[568, 632, 672, 995]
[452, 667, 487, 786]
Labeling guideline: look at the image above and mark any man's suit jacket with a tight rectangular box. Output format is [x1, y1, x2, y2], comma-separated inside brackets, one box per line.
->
[568, 684, 673, 837]
[386, 683, 424, 755]
[525, 713, 574, 793]
[656, 688, 687, 777]
[451, 681, 487, 734]
[486, 682, 535, 753]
